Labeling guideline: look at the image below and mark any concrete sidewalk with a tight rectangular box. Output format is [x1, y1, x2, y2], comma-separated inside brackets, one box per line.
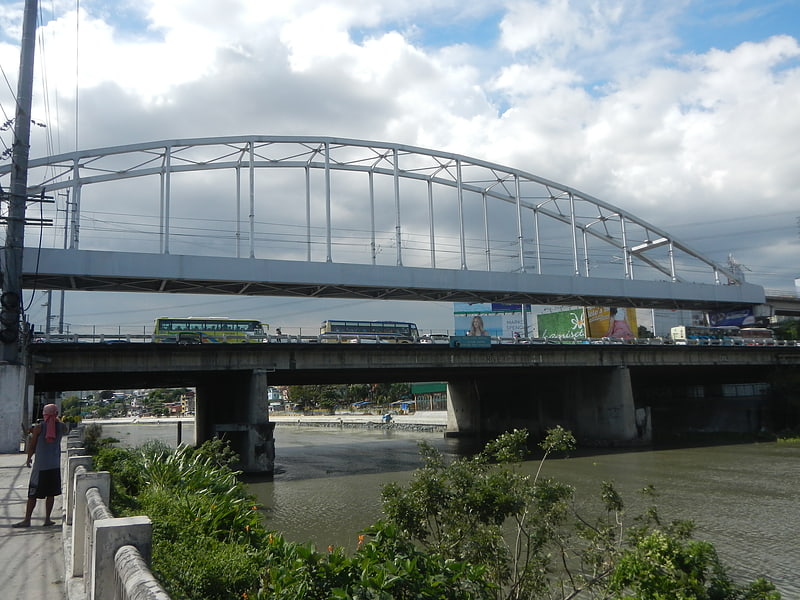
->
[0, 450, 67, 600]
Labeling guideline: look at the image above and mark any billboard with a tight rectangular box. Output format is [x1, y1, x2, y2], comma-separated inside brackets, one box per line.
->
[536, 308, 586, 339]
[453, 303, 528, 338]
[585, 307, 638, 339]
[708, 309, 756, 327]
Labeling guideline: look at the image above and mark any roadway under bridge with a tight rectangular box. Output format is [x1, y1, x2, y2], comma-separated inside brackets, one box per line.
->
[28, 342, 800, 472]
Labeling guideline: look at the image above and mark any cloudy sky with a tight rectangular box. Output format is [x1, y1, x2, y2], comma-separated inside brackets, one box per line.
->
[1, 0, 799, 336]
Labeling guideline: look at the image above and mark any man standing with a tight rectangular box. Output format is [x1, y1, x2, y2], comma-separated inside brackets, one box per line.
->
[13, 404, 68, 528]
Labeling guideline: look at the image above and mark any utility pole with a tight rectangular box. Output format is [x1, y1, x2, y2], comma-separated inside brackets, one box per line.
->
[0, 0, 37, 452]
[1, 0, 38, 363]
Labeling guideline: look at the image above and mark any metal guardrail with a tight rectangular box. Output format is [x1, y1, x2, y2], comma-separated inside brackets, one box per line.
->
[34, 332, 800, 347]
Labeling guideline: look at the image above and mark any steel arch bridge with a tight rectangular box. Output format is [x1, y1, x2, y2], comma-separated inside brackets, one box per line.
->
[1, 135, 764, 310]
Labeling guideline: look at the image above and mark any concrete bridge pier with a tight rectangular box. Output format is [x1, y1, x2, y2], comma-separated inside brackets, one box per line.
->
[0, 363, 31, 452]
[565, 366, 642, 445]
[195, 368, 275, 473]
[445, 366, 647, 447]
[446, 380, 481, 435]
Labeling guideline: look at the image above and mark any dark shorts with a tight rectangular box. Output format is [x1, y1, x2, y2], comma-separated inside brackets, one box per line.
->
[28, 468, 62, 499]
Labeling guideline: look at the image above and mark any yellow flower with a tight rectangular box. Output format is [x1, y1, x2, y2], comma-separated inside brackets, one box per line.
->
[327, 545, 334, 553]
[357, 534, 365, 547]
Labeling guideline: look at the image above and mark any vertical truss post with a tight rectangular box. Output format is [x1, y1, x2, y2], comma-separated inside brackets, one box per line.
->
[483, 191, 491, 271]
[534, 209, 542, 274]
[457, 159, 466, 270]
[369, 171, 377, 265]
[569, 192, 580, 276]
[305, 165, 311, 261]
[248, 141, 255, 259]
[70, 157, 81, 250]
[160, 149, 170, 255]
[427, 179, 435, 268]
[235, 165, 241, 259]
[393, 148, 402, 267]
[583, 230, 590, 276]
[515, 175, 525, 273]
[324, 142, 332, 263]
[668, 241, 676, 281]
[620, 215, 630, 279]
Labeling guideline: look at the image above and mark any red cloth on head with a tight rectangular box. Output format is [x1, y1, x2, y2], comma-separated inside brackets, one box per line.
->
[43, 403, 58, 443]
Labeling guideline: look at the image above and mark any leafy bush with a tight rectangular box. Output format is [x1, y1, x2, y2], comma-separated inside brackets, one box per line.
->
[256, 524, 494, 600]
[380, 428, 781, 600]
[93, 446, 145, 513]
[88, 430, 781, 600]
[155, 537, 264, 600]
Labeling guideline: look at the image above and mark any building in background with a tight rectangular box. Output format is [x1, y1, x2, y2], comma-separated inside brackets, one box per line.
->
[410, 382, 447, 411]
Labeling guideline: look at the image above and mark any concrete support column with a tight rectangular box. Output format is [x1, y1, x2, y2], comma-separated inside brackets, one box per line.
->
[445, 379, 480, 437]
[246, 368, 275, 473]
[570, 366, 638, 444]
[195, 369, 274, 473]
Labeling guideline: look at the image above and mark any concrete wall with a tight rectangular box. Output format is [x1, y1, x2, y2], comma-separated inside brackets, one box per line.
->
[0, 363, 26, 452]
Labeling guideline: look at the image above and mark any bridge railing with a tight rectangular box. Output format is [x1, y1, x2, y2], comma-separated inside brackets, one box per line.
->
[32, 332, 800, 347]
[65, 429, 171, 600]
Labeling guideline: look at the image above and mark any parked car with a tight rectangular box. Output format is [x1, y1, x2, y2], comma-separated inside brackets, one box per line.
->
[419, 334, 450, 344]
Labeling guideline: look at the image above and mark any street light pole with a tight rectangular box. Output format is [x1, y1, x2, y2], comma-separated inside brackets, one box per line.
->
[1, 0, 38, 363]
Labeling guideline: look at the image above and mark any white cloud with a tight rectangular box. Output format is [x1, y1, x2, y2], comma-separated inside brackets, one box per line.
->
[3, 0, 799, 331]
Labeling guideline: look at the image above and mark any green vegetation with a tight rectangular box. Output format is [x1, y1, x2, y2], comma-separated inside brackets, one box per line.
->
[287, 382, 411, 413]
[90, 427, 780, 600]
[771, 318, 800, 342]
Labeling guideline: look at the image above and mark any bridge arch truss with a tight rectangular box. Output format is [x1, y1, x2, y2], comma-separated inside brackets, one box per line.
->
[1, 136, 763, 309]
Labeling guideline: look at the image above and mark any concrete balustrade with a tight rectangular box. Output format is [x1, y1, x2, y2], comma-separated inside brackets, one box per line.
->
[65, 429, 170, 600]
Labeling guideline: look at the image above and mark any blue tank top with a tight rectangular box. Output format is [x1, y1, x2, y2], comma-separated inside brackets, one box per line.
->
[33, 420, 66, 471]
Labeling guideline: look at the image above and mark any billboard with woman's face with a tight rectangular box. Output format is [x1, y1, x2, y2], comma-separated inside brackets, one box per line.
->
[453, 303, 527, 337]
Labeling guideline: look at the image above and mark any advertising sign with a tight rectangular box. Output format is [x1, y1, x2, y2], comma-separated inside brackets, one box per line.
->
[536, 308, 586, 339]
[585, 307, 638, 339]
[708, 309, 756, 327]
[453, 303, 529, 338]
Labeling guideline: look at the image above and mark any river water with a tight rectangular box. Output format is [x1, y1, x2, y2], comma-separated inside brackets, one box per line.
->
[99, 422, 798, 598]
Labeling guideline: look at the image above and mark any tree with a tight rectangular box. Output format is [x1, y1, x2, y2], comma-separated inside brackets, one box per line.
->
[772, 318, 800, 341]
[380, 427, 781, 600]
[286, 384, 341, 412]
[61, 394, 82, 418]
